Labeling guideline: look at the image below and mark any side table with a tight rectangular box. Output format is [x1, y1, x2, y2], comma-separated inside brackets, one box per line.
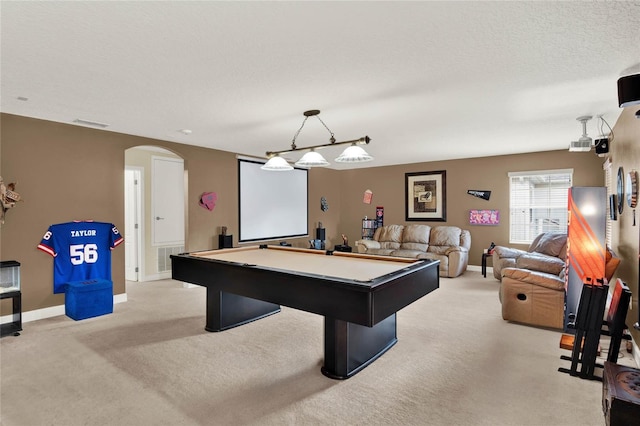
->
[481, 252, 493, 278]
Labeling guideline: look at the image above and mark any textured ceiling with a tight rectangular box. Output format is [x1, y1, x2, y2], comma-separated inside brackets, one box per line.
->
[2, 1, 639, 169]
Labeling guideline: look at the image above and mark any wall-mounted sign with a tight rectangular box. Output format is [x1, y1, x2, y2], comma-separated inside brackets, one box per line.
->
[469, 209, 499, 225]
[467, 190, 491, 201]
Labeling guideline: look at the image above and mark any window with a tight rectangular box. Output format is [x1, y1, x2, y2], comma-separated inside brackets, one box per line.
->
[508, 169, 573, 244]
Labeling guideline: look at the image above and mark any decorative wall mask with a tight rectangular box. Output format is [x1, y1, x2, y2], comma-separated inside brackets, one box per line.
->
[321, 196, 329, 211]
[0, 176, 22, 225]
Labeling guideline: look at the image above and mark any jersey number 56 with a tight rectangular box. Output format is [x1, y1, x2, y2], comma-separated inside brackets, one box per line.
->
[70, 244, 99, 265]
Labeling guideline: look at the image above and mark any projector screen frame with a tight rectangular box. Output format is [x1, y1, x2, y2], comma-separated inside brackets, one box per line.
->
[238, 158, 309, 243]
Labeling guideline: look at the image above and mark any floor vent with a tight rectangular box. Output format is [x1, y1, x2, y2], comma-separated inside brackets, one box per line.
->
[158, 246, 184, 273]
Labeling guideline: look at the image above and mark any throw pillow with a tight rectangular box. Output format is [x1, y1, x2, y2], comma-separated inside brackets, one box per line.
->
[529, 233, 567, 258]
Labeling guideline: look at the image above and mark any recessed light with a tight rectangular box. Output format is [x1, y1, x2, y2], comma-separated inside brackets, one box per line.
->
[178, 129, 192, 135]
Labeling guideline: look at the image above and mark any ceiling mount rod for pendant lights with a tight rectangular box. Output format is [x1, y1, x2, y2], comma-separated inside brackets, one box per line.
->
[265, 135, 371, 158]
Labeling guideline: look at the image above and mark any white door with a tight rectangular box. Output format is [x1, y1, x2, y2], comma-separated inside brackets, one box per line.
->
[124, 168, 142, 281]
[152, 156, 185, 246]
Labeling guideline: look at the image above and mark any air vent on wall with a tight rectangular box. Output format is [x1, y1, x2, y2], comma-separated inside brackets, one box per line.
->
[73, 118, 110, 128]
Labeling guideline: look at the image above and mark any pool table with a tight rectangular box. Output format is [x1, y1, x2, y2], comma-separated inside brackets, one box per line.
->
[171, 245, 439, 379]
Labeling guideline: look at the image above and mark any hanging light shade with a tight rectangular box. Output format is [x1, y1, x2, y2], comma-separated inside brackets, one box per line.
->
[261, 155, 293, 171]
[335, 144, 374, 163]
[295, 149, 329, 167]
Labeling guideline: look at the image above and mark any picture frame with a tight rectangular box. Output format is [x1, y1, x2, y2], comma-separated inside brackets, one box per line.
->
[405, 170, 446, 221]
[469, 209, 499, 225]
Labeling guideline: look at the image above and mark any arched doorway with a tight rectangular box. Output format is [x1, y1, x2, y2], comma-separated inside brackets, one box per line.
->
[124, 145, 186, 282]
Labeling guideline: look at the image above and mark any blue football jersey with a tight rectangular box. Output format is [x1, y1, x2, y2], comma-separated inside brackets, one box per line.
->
[37, 221, 124, 293]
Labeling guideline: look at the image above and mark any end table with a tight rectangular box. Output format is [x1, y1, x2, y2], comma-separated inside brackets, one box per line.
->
[481, 252, 493, 278]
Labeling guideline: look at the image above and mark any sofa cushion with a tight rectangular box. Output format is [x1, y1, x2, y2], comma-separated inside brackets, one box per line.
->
[428, 226, 461, 247]
[390, 249, 423, 259]
[379, 241, 401, 250]
[515, 253, 565, 276]
[529, 232, 567, 259]
[502, 267, 565, 291]
[402, 224, 431, 242]
[427, 245, 450, 255]
[493, 246, 527, 259]
[373, 225, 404, 245]
[366, 248, 397, 256]
[400, 242, 428, 251]
[400, 224, 430, 251]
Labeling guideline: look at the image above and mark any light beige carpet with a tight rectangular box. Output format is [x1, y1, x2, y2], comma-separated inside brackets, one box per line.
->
[1, 272, 636, 426]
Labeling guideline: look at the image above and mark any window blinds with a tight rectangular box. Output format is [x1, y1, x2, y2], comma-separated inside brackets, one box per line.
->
[508, 169, 573, 244]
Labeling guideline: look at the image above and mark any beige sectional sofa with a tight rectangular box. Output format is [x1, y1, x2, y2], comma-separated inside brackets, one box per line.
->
[354, 224, 471, 278]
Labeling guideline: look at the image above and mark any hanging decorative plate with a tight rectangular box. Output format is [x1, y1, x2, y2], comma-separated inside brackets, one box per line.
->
[617, 167, 624, 215]
[627, 170, 638, 208]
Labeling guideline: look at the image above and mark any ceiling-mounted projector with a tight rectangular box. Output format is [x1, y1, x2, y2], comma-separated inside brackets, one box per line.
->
[569, 115, 593, 152]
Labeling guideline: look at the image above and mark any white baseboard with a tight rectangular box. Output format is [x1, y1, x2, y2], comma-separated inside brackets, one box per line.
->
[140, 272, 171, 282]
[467, 265, 492, 275]
[1, 293, 128, 325]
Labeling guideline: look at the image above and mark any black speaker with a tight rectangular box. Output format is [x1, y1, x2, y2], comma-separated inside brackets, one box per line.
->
[595, 137, 609, 154]
[316, 228, 326, 241]
[218, 234, 233, 249]
[618, 74, 640, 107]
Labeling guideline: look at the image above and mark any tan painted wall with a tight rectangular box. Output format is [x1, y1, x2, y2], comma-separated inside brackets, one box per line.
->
[1, 111, 636, 345]
[339, 150, 605, 265]
[0, 114, 246, 312]
[608, 106, 640, 344]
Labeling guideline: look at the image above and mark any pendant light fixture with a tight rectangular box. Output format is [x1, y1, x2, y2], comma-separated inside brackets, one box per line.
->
[261, 109, 372, 171]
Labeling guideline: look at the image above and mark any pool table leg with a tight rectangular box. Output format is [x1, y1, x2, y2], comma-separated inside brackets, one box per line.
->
[205, 289, 281, 332]
[322, 313, 397, 379]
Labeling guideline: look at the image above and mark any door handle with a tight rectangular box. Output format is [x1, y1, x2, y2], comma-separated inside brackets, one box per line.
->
[155, 216, 165, 221]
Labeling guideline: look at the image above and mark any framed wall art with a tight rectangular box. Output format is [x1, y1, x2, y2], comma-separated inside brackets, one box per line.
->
[469, 209, 499, 225]
[405, 170, 446, 221]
